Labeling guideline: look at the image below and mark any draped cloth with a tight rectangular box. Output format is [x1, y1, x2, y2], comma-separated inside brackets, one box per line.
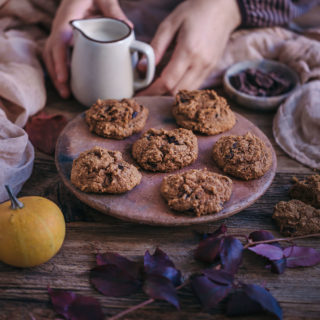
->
[0, 0, 319, 202]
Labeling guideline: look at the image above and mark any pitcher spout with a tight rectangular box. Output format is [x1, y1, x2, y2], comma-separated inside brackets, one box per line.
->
[69, 17, 132, 43]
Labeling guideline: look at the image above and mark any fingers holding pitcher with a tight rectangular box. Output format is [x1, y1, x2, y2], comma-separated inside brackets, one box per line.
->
[43, 0, 94, 98]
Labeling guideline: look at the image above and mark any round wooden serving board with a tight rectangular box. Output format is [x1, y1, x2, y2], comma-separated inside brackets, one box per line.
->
[55, 96, 277, 226]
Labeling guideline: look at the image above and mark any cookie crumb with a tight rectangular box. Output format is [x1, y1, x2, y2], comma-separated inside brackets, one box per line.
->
[273, 199, 320, 236]
[290, 175, 320, 208]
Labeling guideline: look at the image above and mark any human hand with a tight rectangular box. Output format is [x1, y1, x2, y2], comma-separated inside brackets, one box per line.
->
[43, 0, 132, 99]
[137, 0, 241, 96]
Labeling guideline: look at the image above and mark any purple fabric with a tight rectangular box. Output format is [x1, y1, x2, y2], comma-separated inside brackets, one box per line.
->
[236, 0, 320, 27]
[120, 0, 319, 39]
[120, 0, 184, 42]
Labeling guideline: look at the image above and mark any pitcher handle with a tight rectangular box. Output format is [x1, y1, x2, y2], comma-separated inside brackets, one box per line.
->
[130, 40, 155, 91]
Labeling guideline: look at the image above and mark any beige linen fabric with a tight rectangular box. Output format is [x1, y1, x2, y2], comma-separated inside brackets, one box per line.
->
[273, 81, 320, 170]
[0, 0, 56, 202]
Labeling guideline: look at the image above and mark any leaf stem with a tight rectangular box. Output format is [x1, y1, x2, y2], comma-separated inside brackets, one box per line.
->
[108, 280, 190, 320]
[244, 233, 320, 249]
[108, 298, 154, 320]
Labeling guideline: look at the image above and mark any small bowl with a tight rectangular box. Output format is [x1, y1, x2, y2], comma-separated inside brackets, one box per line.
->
[223, 59, 300, 111]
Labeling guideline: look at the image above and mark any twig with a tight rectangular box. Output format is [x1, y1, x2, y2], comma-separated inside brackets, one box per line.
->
[108, 298, 154, 320]
[108, 281, 190, 320]
[243, 233, 320, 249]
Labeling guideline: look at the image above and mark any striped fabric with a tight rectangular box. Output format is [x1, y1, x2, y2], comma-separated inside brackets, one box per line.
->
[237, 0, 320, 27]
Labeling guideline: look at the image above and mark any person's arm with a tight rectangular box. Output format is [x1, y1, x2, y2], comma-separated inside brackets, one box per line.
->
[236, 0, 320, 27]
[137, 0, 241, 96]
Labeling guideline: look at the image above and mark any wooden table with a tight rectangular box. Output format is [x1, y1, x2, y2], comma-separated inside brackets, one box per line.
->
[0, 85, 318, 320]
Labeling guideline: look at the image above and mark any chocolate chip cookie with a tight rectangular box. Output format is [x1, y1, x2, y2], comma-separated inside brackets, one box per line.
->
[273, 199, 320, 236]
[161, 169, 232, 216]
[85, 98, 148, 139]
[290, 175, 320, 208]
[172, 89, 236, 135]
[132, 128, 198, 172]
[71, 146, 141, 193]
[212, 132, 272, 180]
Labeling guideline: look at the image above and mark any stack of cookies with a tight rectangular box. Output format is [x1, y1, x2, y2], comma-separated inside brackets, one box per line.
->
[70, 89, 273, 218]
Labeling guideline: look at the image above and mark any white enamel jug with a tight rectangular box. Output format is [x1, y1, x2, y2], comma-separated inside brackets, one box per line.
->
[70, 18, 155, 107]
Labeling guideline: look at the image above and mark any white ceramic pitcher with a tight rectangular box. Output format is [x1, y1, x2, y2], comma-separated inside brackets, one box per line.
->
[70, 18, 155, 107]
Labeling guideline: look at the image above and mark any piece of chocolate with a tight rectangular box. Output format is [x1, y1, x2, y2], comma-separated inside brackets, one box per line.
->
[230, 68, 293, 97]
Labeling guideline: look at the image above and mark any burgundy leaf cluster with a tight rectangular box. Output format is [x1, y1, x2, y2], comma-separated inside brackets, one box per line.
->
[192, 225, 282, 319]
[48, 224, 320, 320]
[90, 248, 181, 309]
[247, 230, 320, 274]
[191, 270, 282, 319]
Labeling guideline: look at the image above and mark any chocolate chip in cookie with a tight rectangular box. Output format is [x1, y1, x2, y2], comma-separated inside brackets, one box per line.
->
[132, 128, 198, 172]
[85, 98, 149, 139]
[161, 169, 232, 216]
[172, 89, 236, 135]
[212, 132, 272, 180]
[71, 146, 141, 193]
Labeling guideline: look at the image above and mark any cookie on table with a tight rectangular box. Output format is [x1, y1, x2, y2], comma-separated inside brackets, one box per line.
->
[172, 89, 236, 135]
[132, 128, 198, 172]
[212, 132, 272, 180]
[85, 98, 148, 139]
[273, 199, 320, 236]
[161, 169, 232, 217]
[71, 146, 141, 193]
[290, 175, 320, 208]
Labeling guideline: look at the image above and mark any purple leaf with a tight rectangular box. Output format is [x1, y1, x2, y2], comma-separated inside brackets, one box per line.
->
[48, 288, 104, 320]
[249, 230, 281, 248]
[195, 224, 227, 241]
[243, 284, 282, 320]
[202, 269, 234, 286]
[226, 291, 263, 316]
[96, 252, 141, 278]
[220, 236, 243, 274]
[249, 230, 276, 242]
[90, 264, 141, 297]
[205, 224, 227, 239]
[269, 257, 287, 274]
[144, 248, 181, 286]
[191, 275, 232, 311]
[143, 274, 180, 309]
[284, 246, 320, 268]
[250, 230, 282, 251]
[194, 237, 223, 264]
[248, 244, 284, 261]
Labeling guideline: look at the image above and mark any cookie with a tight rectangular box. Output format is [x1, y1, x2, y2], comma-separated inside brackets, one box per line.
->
[172, 89, 236, 135]
[132, 128, 198, 172]
[71, 146, 141, 193]
[85, 98, 148, 139]
[290, 175, 320, 208]
[273, 199, 320, 236]
[212, 132, 272, 180]
[161, 169, 232, 216]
